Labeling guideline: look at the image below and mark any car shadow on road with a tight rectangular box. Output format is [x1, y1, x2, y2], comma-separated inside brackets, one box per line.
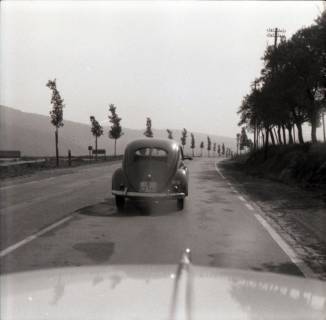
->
[76, 197, 181, 217]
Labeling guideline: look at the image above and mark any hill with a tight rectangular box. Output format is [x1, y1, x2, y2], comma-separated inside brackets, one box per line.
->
[0, 105, 236, 157]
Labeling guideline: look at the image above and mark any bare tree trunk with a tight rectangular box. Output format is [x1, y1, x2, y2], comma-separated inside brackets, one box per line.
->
[55, 127, 59, 167]
[114, 139, 117, 157]
[255, 126, 258, 149]
[257, 129, 260, 149]
[270, 128, 276, 145]
[293, 125, 296, 143]
[277, 126, 282, 144]
[295, 122, 304, 144]
[310, 112, 318, 144]
[311, 124, 318, 144]
[282, 125, 286, 144]
[286, 125, 293, 144]
[264, 128, 269, 159]
[323, 111, 326, 142]
[95, 136, 98, 161]
[273, 128, 280, 144]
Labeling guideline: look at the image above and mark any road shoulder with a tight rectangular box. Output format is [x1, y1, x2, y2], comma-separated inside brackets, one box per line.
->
[218, 159, 326, 280]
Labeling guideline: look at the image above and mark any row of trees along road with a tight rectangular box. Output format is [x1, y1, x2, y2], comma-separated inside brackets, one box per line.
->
[47, 81, 231, 167]
[238, 12, 326, 152]
[147, 118, 230, 157]
[89, 104, 123, 159]
[47, 78, 124, 166]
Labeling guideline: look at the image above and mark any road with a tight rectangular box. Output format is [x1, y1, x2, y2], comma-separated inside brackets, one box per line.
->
[0, 158, 305, 276]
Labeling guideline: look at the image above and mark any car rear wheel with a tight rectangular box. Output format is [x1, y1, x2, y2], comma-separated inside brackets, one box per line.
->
[115, 196, 125, 211]
[177, 198, 184, 210]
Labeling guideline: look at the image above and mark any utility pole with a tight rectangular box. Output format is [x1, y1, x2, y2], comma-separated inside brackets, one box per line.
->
[267, 27, 286, 49]
[322, 111, 326, 142]
[266, 27, 286, 74]
[264, 27, 286, 157]
[251, 78, 261, 150]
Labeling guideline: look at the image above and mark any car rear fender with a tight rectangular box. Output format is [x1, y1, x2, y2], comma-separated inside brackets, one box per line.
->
[112, 168, 126, 191]
[172, 169, 188, 196]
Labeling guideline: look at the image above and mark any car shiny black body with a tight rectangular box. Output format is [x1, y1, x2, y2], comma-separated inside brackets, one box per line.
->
[112, 139, 191, 210]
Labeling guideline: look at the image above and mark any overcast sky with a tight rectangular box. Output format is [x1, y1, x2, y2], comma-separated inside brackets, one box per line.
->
[0, 1, 324, 138]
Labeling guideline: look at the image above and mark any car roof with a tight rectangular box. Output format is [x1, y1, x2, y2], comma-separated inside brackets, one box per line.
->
[125, 138, 180, 154]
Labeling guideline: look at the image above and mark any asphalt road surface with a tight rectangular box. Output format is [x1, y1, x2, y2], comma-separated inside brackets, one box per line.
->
[0, 158, 305, 276]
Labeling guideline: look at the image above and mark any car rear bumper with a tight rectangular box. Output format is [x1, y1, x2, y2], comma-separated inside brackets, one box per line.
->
[112, 190, 185, 200]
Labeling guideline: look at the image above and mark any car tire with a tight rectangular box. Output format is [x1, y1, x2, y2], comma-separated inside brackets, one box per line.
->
[177, 198, 184, 210]
[116, 196, 125, 211]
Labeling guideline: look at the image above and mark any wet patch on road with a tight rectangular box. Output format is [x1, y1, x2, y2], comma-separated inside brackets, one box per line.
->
[73, 242, 115, 263]
[196, 170, 219, 181]
[76, 197, 182, 217]
[77, 199, 116, 217]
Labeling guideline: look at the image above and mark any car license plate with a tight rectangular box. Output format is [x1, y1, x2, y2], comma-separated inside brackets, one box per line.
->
[139, 181, 157, 193]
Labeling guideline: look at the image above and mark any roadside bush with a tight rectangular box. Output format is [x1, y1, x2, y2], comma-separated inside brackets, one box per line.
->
[244, 143, 326, 188]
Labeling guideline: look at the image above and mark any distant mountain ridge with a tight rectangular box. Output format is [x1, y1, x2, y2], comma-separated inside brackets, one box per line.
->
[0, 105, 236, 157]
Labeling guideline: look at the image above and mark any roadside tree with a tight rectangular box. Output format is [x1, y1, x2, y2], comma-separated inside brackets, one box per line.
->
[190, 133, 195, 156]
[207, 136, 211, 157]
[167, 129, 173, 139]
[46, 79, 64, 167]
[108, 104, 123, 156]
[180, 128, 188, 149]
[200, 141, 204, 156]
[90, 116, 104, 161]
[144, 117, 153, 138]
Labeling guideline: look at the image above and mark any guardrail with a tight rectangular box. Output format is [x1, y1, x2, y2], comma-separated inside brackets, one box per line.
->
[0, 159, 46, 167]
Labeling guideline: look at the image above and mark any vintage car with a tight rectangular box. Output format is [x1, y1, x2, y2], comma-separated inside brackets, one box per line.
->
[112, 138, 191, 210]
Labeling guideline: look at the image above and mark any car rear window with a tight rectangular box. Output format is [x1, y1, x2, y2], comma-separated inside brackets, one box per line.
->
[134, 148, 168, 162]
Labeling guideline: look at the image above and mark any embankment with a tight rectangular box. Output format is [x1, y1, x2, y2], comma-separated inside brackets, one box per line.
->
[235, 143, 326, 191]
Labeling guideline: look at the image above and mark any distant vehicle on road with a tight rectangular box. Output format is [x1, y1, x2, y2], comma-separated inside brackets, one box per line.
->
[112, 138, 192, 211]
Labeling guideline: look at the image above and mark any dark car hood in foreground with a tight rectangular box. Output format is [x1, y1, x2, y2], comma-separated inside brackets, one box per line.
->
[1, 265, 325, 320]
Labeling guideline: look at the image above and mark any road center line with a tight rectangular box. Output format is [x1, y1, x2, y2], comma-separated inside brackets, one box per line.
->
[0, 214, 74, 258]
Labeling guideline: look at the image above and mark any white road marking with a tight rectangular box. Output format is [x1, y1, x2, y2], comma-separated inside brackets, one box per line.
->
[0, 177, 55, 190]
[0, 215, 74, 258]
[245, 203, 254, 211]
[230, 187, 238, 193]
[215, 162, 226, 179]
[214, 160, 314, 278]
[254, 213, 313, 277]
